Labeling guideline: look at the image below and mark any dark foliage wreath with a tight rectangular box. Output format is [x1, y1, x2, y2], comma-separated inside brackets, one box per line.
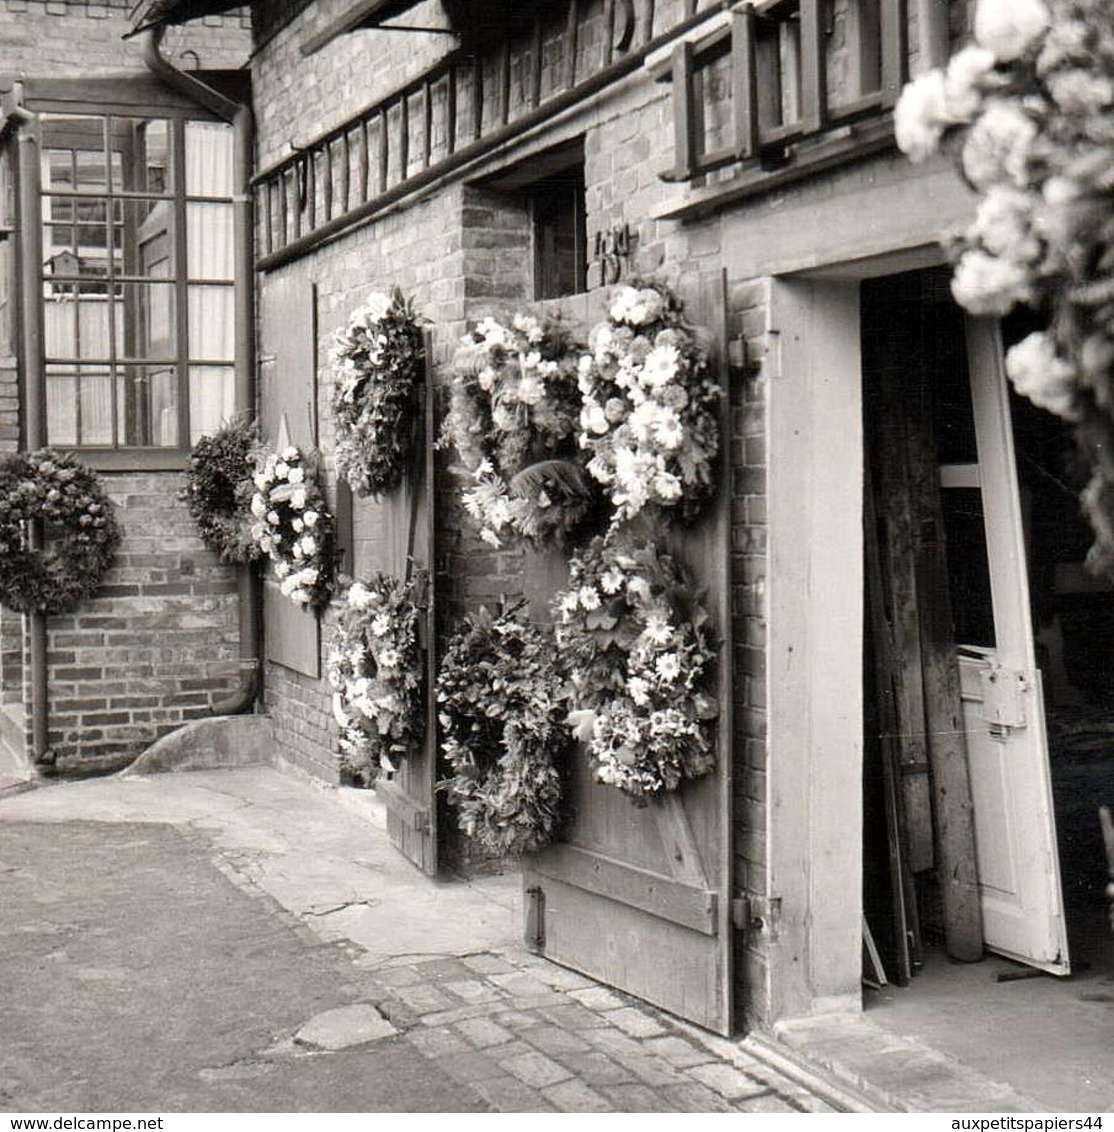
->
[436, 605, 569, 855]
[182, 417, 263, 565]
[0, 448, 120, 614]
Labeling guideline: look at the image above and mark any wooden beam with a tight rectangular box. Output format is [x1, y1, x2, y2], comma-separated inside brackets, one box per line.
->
[731, 5, 758, 160]
[881, 0, 909, 107]
[531, 844, 718, 935]
[300, 0, 422, 57]
[669, 40, 697, 181]
[799, 0, 827, 133]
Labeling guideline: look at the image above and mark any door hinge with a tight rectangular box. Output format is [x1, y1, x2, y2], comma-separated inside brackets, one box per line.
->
[978, 663, 1030, 731]
[525, 885, 546, 954]
[731, 894, 781, 941]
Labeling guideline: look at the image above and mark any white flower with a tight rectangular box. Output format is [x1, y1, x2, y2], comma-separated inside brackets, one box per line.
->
[627, 576, 651, 603]
[267, 510, 280, 526]
[371, 612, 392, 636]
[1005, 332, 1080, 420]
[378, 647, 401, 671]
[581, 402, 610, 436]
[250, 494, 266, 518]
[943, 45, 996, 120]
[303, 510, 319, 529]
[559, 591, 580, 616]
[951, 249, 1033, 315]
[652, 471, 684, 502]
[477, 366, 497, 392]
[517, 372, 545, 406]
[627, 676, 651, 707]
[475, 316, 508, 348]
[643, 614, 674, 646]
[578, 586, 601, 611]
[513, 313, 544, 344]
[655, 653, 681, 682]
[968, 185, 1041, 263]
[894, 70, 950, 163]
[286, 466, 305, 485]
[1045, 69, 1114, 116]
[348, 582, 373, 610]
[281, 446, 298, 461]
[290, 486, 308, 510]
[651, 407, 684, 451]
[628, 400, 661, 443]
[292, 517, 304, 533]
[275, 461, 290, 479]
[479, 527, 502, 548]
[299, 535, 317, 557]
[640, 344, 681, 390]
[364, 291, 393, 323]
[974, 0, 1049, 62]
[961, 99, 1037, 189]
[600, 567, 625, 595]
[274, 560, 291, 579]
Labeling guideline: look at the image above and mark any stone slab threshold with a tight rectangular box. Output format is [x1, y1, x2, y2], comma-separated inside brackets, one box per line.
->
[768, 1013, 1046, 1113]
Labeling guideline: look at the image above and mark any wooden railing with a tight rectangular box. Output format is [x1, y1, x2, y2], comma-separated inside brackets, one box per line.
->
[652, 0, 908, 182]
[253, 0, 723, 270]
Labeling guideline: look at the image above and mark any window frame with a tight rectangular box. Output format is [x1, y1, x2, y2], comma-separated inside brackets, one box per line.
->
[15, 76, 238, 471]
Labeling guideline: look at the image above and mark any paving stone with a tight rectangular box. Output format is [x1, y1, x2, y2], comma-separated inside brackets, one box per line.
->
[392, 982, 457, 1014]
[444, 977, 503, 1003]
[522, 1023, 592, 1056]
[404, 1025, 470, 1059]
[605, 1006, 667, 1038]
[438, 1048, 508, 1086]
[494, 1009, 543, 1030]
[542, 1078, 615, 1113]
[487, 970, 560, 998]
[644, 1035, 715, 1068]
[584, 1027, 645, 1059]
[558, 1050, 635, 1087]
[455, 1016, 516, 1049]
[293, 1003, 396, 1050]
[473, 1074, 555, 1113]
[523, 964, 597, 991]
[611, 1051, 681, 1087]
[569, 986, 628, 1011]
[415, 957, 474, 980]
[737, 1092, 799, 1113]
[662, 1081, 737, 1112]
[373, 964, 425, 987]
[689, 1061, 774, 1100]
[604, 1083, 678, 1112]
[501, 1049, 574, 1089]
[537, 1003, 610, 1030]
[422, 1002, 511, 1027]
[461, 953, 517, 975]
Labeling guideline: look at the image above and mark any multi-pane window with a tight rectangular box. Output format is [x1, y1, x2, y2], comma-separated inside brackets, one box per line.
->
[39, 112, 235, 451]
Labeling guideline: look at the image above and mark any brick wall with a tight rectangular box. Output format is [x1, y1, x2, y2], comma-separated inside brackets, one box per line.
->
[28, 471, 241, 775]
[0, 0, 250, 76]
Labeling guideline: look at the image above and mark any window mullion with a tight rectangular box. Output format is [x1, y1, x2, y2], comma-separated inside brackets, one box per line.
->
[173, 118, 190, 450]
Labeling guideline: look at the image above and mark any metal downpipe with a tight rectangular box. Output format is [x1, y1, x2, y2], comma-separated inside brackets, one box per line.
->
[143, 28, 261, 715]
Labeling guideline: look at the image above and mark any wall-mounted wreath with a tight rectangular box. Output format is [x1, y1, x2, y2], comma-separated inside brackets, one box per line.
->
[577, 282, 721, 527]
[249, 445, 334, 609]
[331, 287, 426, 498]
[436, 604, 569, 854]
[182, 417, 263, 565]
[555, 534, 718, 800]
[327, 572, 425, 787]
[444, 312, 599, 548]
[0, 448, 120, 615]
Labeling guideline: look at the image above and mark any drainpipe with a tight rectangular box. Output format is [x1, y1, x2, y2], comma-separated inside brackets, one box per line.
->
[142, 28, 261, 715]
[13, 98, 52, 764]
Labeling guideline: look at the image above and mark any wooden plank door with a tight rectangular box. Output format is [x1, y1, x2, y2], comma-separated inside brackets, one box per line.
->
[368, 335, 438, 876]
[521, 274, 734, 1034]
[259, 275, 320, 678]
[951, 318, 1069, 973]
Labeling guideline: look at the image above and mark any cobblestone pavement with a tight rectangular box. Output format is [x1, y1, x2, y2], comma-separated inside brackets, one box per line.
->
[346, 950, 847, 1113]
[0, 768, 866, 1113]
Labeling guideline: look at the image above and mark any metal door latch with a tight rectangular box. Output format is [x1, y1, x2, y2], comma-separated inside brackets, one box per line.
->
[978, 664, 1029, 734]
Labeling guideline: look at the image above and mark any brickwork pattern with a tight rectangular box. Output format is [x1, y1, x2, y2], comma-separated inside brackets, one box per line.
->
[30, 471, 241, 774]
[357, 950, 839, 1113]
[0, 0, 250, 76]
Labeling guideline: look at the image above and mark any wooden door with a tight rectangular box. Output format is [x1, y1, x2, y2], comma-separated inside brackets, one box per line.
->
[521, 274, 734, 1034]
[365, 336, 438, 876]
[950, 318, 1069, 973]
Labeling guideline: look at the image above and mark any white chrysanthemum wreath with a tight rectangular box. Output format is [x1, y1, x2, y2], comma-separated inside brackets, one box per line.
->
[249, 445, 334, 609]
[577, 282, 721, 527]
[554, 533, 718, 800]
[331, 287, 425, 498]
[327, 572, 424, 786]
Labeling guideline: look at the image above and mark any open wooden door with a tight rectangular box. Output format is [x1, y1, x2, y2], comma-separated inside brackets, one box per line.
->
[521, 274, 734, 1034]
[951, 318, 1070, 974]
[370, 335, 438, 876]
